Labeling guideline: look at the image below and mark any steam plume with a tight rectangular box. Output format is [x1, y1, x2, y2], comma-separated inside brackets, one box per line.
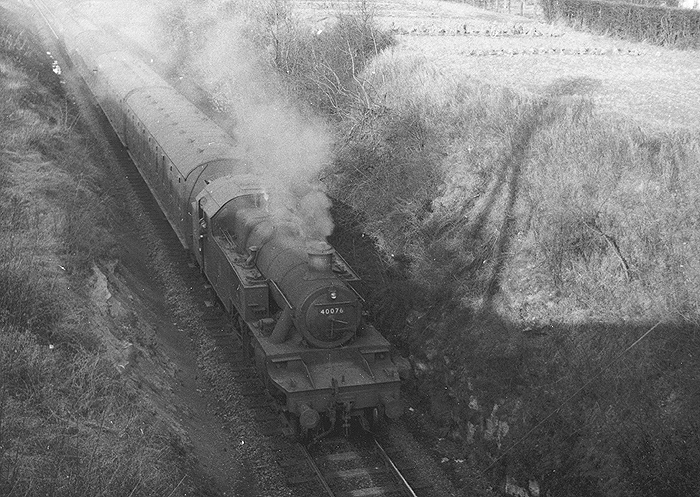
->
[78, 0, 336, 241]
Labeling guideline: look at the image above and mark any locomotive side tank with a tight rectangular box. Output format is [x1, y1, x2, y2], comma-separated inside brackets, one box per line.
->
[50, 1, 403, 437]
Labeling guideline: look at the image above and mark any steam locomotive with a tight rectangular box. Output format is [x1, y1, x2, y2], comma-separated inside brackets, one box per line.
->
[44, 1, 402, 437]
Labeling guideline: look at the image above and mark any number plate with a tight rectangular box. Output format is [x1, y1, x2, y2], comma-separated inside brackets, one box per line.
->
[319, 307, 345, 316]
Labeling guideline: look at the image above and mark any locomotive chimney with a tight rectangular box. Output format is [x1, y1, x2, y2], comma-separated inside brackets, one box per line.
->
[306, 240, 334, 273]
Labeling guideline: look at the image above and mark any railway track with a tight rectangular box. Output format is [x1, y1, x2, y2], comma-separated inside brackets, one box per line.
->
[280, 433, 431, 497]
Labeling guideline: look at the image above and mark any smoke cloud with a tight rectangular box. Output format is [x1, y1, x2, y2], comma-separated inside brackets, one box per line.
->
[191, 15, 335, 241]
[77, 0, 336, 241]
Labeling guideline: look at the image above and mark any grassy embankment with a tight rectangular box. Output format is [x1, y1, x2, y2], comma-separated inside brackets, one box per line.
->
[150, 0, 700, 494]
[340, 42, 700, 497]
[0, 11, 190, 496]
[337, 61, 700, 496]
[266, 4, 700, 496]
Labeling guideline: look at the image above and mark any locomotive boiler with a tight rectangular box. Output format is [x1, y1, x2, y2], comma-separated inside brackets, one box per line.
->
[46, 0, 403, 437]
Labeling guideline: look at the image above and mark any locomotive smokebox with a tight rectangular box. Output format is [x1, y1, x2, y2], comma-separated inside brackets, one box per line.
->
[306, 240, 334, 274]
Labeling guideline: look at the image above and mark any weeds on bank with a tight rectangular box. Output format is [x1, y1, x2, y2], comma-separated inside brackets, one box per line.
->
[329, 51, 700, 324]
[0, 334, 181, 496]
[266, 0, 395, 116]
[0, 16, 187, 496]
[316, 45, 700, 493]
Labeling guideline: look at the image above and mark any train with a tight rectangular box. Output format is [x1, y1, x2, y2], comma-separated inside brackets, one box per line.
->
[42, 1, 403, 438]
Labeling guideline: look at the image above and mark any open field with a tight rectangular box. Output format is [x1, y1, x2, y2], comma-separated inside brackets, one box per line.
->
[397, 38, 700, 131]
[76, 0, 700, 132]
[294, 0, 700, 131]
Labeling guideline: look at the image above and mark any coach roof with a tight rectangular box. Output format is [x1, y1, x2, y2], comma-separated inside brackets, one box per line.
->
[95, 51, 169, 101]
[126, 86, 238, 180]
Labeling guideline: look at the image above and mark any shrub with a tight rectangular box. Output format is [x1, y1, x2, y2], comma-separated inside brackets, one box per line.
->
[275, 7, 395, 116]
[540, 0, 700, 48]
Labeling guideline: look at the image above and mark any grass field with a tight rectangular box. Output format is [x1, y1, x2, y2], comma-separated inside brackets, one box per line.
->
[398, 37, 700, 130]
[293, 0, 700, 131]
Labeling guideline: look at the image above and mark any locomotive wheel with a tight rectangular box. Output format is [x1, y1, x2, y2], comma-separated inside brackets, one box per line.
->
[238, 315, 254, 360]
[257, 361, 270, 390]
[368, 406, 384, 431]
[289, 414, 300, 438]
[287, 413, 306, 442]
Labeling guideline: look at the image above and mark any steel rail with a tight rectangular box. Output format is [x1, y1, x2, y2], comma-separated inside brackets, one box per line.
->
[29, 0, 59, 40]
[300, 436, 419, 497]
[374, 438, 419, 497]
[300, 443, 335, 497]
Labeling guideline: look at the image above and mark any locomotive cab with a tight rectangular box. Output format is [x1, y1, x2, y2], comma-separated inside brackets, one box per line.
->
[193, 176, 271, 321]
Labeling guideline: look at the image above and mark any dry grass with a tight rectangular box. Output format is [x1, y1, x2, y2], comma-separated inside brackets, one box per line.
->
[287, 0, 700, 132]
[1, 333, 182, 496]
[325, 41, 700, 493]
[337, 47, 700, 322]
[0, 13, 189, 496]
[420, 46, 700, 130]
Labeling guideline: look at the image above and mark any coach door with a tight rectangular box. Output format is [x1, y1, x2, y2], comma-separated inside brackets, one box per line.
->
[193, 199, 208, 272]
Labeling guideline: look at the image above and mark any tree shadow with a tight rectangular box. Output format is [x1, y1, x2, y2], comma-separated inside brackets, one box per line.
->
[478, 77, 603, 311]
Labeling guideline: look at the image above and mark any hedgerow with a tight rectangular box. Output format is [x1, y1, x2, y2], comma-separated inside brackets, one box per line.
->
[540, 0, 700, 48]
